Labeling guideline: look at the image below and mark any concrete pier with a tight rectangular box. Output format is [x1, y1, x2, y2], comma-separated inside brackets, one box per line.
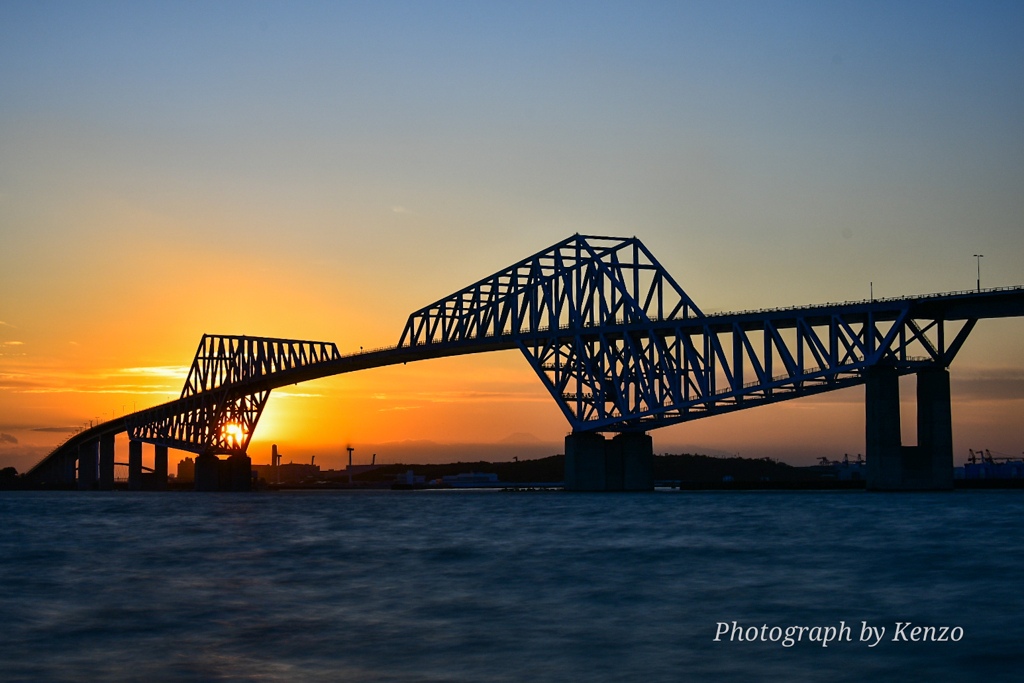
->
[564, 432, 609, 491]
[154, 445, 168, 491]
[229, 453, 252, 491]
[129, 440, 143, 491]
[865, 366, 902, 490]
[61, 452, 77, 486]
[865, 365, 954, 491]
[916, 367, 954, 490]
[617, 432, 654, 491]
[194, 454, 221, 492]
[192, 452, 251, 491]
[78, 440, 98, 490]
[564, 431, 654, 491]
[99, 434, 115, 491]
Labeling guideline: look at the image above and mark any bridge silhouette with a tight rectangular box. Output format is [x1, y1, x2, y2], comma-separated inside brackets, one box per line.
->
[26, 235, 1024, 491]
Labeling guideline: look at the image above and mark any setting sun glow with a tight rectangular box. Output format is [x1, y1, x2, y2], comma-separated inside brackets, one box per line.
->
[222, 423, 245, 447]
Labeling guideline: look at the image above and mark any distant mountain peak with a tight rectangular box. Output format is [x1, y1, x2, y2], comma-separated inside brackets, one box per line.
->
[498, 432, 545, 444]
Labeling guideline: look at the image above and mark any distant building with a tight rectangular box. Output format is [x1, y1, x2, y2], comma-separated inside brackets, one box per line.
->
[251, 444, 322, 483]
[958, 461, 1024, 479]
[395, 470, 425, 485]
[442, 472, 499, 487]
[177, 457, 195, 483]
[252, 462, 320, 483]
[833, 458, 866, 481]
[805, 455, 865, 481]
[955, 450, 1024, 480]
[347, 464, 384, 478]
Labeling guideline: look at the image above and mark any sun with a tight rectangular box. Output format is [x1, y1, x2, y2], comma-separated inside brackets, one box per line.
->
[222, 422, 246, 447]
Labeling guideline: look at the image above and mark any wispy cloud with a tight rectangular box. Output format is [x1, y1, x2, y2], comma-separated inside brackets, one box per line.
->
[378, 405, 419, 412]
[1, 341, 24, 346]
[0, 433, 17, 445]
[0, 321, 15, 328]
[360, 389, 549, 406]
[0, 444, 57, 470]
[0, 372, 31, 381]
[118, 366, 190, 378]
[21, 386, 176, 395]
[275, 391, 322, 398]
[391, 205, 415, 215]
[0, 363, 190, 396]
[421, 391, 548, 404]
[952, 375, 1024, 401]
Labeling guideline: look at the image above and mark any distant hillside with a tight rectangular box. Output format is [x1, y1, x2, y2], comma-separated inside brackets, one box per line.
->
[343, 455, 564, 483]
[342, 452, 810, 484]
[654, 453, 810, 482]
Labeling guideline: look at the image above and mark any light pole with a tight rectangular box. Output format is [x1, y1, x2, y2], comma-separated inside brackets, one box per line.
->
[973, 254, 984, 292]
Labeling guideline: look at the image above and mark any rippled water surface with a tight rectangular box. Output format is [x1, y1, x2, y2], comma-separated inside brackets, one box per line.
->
[1, 490, 1022, 682]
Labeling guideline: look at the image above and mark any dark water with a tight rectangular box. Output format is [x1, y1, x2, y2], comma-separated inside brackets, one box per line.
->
[1, 490, 1022, 682]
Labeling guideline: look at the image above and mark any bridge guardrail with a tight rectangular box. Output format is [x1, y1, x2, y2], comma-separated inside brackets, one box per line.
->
[25, 427, 86, 475]
[694, 285, 1024, 319]
[387, 286, 1023, 351]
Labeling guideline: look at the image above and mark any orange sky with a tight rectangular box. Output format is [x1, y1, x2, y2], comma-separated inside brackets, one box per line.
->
[2, 285, 1022, 473]
[2, 4, 1023, 473]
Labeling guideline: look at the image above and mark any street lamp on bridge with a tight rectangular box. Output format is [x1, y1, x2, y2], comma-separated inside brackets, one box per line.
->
[974, 254, 984, 292]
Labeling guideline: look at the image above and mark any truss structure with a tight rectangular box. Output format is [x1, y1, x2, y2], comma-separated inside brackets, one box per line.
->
[125, 335, 340, 455]
[399, 235, 703, 347]
[518, 304, 976, 432]
[400, 235, 984, 432]
[181, 335, 340, 396]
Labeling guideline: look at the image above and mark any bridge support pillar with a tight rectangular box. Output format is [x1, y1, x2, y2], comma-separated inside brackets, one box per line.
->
[193, 453, 250, 491]
[154, 445, 168, 491]
[565, 432, 653, 491]
[229, 453, 252, 492]
[616, 433, 654, 491]
[51, 455, 63, 486]
[916, 367, 954, 490]
[60, 452, 77, 486]
[78, 440, 98, 490]
[565, 432, 608, 491]
[99, 433, 115, 490]
[129, 441, 143, 491]
[195, 454, 221, 492]
[866, 366, 902, 490]
[866, 365, 954, 491]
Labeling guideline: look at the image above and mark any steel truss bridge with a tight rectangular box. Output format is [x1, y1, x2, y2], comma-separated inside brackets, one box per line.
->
[26, 234, 1024, 486]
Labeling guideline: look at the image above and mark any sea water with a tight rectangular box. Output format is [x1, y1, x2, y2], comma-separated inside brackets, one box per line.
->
[1, 489, 1022, 682]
